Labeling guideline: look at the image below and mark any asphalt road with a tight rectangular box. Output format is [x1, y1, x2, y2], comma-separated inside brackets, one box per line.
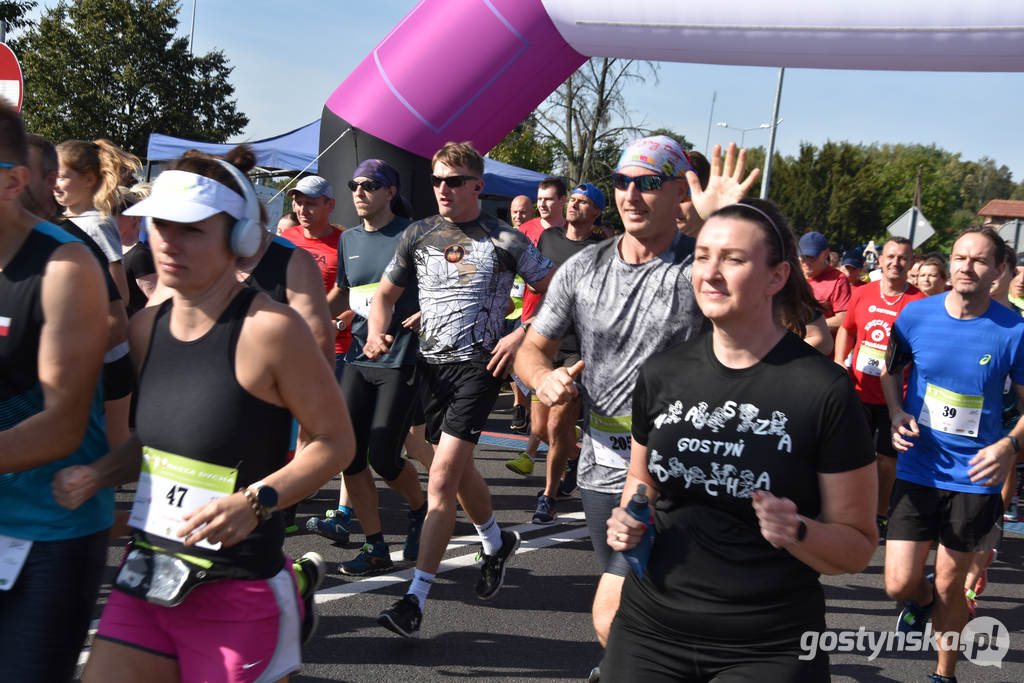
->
[82, 390, 1023, 682]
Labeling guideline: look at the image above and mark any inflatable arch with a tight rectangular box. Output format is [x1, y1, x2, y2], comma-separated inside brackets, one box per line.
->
[321, 0, 1024, 225]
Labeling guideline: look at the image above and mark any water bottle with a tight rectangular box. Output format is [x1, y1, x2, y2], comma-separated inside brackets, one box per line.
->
[622, 484, 655, 576]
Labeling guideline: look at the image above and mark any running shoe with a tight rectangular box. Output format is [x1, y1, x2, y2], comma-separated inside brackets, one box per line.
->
[973, 549, 997, 596]
[378, 594, 422, 639]
[404, 509, 425, 562]
[476, 529, 521, 600]
[505, 452, 534, 475]
[928, 674, 958, 683]
[557, 457, 579, 498]
[282, 505, 299, 534]
[876, 515, 888, 545]
[587, 665, 601, 682]
[897, 575, 935, 634]
[965, 592, 978, 619]
[533, 494, 557, 525]
[510, 405, 529, 432]
[295, 552, 325, 644]
[306, 512, 351, 544]
[340, 543, 393, 576]
[1004, 500, 1020, 522]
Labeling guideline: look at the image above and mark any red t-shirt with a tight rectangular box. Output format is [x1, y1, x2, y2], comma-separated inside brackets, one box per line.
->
[807, 265, 852, 318]
[518, 218, 556, 321]
[281, 225, 351, 354]
[841, 280, 925, 405]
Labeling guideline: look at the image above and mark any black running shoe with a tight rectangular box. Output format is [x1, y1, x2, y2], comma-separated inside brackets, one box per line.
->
[476, 530, 521, 600]
[510, 405, 529, 432]
[295, 552, 325, 644]
[378, 594, 422, 638]
[557, 457, 579, 498]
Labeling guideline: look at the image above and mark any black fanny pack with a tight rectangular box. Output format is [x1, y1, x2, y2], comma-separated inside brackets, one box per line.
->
[114, 541, 250, 607]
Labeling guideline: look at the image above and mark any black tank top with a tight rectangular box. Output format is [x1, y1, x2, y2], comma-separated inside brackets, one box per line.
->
[243, 236, 294, 304]
[133, 287, 291, 577]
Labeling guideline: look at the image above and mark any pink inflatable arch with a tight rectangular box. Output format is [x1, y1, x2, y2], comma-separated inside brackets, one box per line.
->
[322, 0, 1024, 224]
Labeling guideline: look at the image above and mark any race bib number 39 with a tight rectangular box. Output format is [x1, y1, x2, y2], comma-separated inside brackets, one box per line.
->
[128, 448, 238, 551]
[589, 412, 632, 470]
[918, 383, 983, 437]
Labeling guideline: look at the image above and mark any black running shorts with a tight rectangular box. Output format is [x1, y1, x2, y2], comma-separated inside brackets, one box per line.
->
[887, 479, 1003, 552]
[418, 358, 502, 445]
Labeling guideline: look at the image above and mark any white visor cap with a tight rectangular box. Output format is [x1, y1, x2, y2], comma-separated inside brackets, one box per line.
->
[123, 170, 247, 223]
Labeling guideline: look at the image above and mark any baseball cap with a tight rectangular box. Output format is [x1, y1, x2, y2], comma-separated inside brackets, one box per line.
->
[352, 159, 400, 189]
[798, 231, 829, 258]
[1016, 252, 1024, 267]
[840, 247, 864, 269]
[123, 170, 246, 223]
[615, 135, 694, 177]
[571, 182, 606, 212]
[287, 175, 334, 199]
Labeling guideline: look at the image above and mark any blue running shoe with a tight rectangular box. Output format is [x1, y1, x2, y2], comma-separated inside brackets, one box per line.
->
[306, 513, 351, 544]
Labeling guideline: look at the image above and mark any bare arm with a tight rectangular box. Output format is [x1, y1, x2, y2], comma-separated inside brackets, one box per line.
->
[825, 310, 846, 334]
[513, 327, 584, 406]
[803, 314, 834, 356]
[108, 260, 130, 304]
[1, 243, 107, 473]
[285, 247, 334, 363]
[967, 383, 1024, 486]
[881, 362, 919, 451]
[833, 324, 853, 366]
[364, 277, 405, 359]
[752, 462, 878, 574]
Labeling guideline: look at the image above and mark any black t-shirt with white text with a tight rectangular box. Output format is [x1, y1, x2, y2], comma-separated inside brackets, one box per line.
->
[622, 330, 874, 644]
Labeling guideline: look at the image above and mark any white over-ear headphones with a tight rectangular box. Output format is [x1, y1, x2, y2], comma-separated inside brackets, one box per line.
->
[215, 159, 263, 258]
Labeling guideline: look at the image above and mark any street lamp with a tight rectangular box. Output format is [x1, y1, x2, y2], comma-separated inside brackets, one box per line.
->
[715, 121, 779, 148]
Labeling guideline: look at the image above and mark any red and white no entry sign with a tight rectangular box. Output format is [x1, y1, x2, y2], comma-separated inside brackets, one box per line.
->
[0, 43, 23, 111]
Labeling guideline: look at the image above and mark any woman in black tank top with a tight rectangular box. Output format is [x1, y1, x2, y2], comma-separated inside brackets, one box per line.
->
[77, 150, 354, 683]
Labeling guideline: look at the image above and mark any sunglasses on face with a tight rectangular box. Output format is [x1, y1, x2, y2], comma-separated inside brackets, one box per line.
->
[611, 173, 673, 192]
[431, 174, 477, 188]
[348, 179, 383, 192]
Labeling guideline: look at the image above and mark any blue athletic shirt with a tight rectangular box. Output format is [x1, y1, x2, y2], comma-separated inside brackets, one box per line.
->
[891, 294, 1024, 493]
[0, 222, 113, 541]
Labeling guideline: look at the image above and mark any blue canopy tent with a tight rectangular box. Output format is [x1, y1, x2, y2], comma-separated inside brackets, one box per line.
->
[144, 122, 548, 200]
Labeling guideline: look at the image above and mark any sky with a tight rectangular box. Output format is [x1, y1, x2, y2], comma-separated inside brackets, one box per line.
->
[27, 1, 1024, 183]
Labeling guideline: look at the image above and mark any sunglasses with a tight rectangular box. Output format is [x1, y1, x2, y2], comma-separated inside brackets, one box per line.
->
[611, 173, 674, 192]
[348, 179, 384, 192]
[431, 174, 477, 188]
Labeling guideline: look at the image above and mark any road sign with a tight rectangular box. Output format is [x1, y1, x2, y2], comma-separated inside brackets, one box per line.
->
[0, 43, 22, 111]
[998, 219, 1024, 253]
[886, 206, 934, 249]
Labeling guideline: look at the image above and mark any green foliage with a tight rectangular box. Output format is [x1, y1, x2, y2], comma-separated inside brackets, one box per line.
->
[759, 140, 1018, 255]
[0, 1, 36, 31]
[12, 0, 248, 158]
[488, 115, 555, 174]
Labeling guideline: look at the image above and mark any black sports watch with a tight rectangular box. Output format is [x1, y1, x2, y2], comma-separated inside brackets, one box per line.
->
[795, 516, 808, 543]
[244, 481, 278, 523]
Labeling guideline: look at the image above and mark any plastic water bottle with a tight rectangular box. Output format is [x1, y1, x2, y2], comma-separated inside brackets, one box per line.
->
[622, 484, 655, 576]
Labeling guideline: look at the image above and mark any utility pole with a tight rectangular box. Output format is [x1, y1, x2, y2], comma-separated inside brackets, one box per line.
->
[760, 68, 784, 200]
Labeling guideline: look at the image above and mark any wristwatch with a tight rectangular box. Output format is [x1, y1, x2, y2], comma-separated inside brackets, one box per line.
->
[244, 481, 278, 523]
[795, 516, 808, 543]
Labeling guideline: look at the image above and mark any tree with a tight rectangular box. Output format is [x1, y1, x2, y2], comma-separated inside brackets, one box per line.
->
[534, 58, 657, 186]
[487, 114, 555, 174]
[0, 1, 36, 33]
[13, 0, 248, 158]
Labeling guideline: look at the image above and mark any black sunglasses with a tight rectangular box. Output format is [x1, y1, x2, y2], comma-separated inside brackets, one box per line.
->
[431, 174, 478, 188]
[611, 173, 673, 192]
[348, 179, 384, 192]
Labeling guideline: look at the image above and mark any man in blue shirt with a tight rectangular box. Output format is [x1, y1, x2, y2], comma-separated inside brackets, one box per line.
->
[883, 226, 1024, 683]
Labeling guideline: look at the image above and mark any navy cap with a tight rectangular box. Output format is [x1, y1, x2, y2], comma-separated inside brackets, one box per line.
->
[1017, 252, 1024, 267]
[798, 231, 829, 257]
[841, 248, 864, 269]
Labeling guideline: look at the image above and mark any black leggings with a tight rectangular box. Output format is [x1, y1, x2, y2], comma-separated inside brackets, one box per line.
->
[340, 364, 419, 481]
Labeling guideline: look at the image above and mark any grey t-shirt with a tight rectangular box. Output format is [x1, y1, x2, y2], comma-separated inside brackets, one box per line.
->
[532, 232, 706, 494]
[385, 213, 552, 364]
[67, 210, 122, 263]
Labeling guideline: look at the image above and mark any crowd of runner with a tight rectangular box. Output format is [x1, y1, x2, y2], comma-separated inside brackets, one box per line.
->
[1, 98, 1021, 683]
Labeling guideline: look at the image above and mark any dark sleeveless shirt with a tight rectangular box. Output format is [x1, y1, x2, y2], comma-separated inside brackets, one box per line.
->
[243, 235, 295, 304]
[133, 288, 292, 577]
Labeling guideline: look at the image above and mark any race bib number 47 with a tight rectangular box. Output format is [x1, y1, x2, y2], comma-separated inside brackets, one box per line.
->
[128, 448, 238, 551]
[918, 383, 983, 437]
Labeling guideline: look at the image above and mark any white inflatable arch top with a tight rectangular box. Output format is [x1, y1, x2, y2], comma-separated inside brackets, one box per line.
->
[542, 0, 1024, 72]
